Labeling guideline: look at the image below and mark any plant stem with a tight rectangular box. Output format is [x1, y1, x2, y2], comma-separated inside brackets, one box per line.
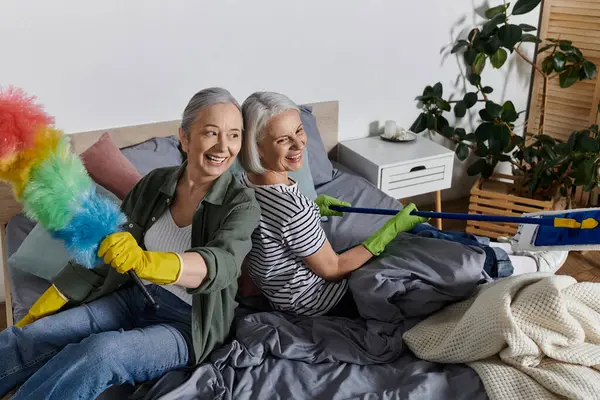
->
[514, 46, 545, 76]
[540, 76, 549, 134]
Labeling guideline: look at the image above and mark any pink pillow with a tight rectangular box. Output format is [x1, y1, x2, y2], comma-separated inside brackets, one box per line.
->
[80, 132, 142, 200]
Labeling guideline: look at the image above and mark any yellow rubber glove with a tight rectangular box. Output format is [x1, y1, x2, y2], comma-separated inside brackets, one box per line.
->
[98, 232, 182, 285]
[15, 285, 68, 328]
[362, 203, 429, 256]
[314, 194, 351, 217]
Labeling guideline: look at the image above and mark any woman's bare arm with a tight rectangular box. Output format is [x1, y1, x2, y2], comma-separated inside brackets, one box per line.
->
[303, 239, 373, 281]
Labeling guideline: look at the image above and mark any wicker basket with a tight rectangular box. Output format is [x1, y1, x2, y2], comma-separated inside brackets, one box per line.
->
[466, 174, 555, 239]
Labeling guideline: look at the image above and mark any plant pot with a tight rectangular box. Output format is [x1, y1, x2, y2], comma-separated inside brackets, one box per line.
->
[466, 174, 558, 240]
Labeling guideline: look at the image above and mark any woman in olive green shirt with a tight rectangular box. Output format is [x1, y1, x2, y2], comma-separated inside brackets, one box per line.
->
[0, 87, 260, 400]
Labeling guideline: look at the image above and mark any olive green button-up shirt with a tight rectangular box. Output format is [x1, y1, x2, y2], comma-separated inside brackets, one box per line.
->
[52, 161, 261, 364]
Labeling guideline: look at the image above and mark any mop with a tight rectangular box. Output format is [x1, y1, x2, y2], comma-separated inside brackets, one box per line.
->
[329, 205, 600, 251]
[0, 86, 158, 309]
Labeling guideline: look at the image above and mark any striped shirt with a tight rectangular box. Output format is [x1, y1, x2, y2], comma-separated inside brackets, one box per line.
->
[242, 175, 348, 316]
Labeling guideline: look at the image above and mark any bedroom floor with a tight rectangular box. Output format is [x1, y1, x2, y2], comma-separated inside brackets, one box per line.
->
[1, 196, 599, 331]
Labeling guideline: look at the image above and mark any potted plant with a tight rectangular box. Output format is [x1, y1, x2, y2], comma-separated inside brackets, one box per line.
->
[409, 0, 599, 237]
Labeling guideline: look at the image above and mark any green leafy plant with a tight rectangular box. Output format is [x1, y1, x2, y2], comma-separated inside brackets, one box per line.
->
[410, 0, 598, 204]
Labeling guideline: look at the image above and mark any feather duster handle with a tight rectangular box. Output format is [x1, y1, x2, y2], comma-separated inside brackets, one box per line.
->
[0, 86, 125, 268]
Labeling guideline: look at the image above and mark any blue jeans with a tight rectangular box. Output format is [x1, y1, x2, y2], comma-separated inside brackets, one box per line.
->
[410, 224, 514, 278]
[0, 284, 192, 400]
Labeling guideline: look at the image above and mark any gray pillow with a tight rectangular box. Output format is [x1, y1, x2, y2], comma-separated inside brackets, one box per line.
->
[299, 105, 334, 186]
[120, 135, 183, 176]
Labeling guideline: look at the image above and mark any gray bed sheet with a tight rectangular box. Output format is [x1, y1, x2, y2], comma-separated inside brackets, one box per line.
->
[143, 165, 489, 400]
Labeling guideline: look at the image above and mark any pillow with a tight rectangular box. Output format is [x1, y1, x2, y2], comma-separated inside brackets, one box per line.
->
[229, 148, 318, 200]
[80, 133, 143, 200]
[8, 185, 121, 281]
[120, 135, 183, 176]
[299, 105, 334, 186]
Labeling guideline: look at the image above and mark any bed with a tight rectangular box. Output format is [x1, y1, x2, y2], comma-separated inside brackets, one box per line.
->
[1, 101, 490, 399]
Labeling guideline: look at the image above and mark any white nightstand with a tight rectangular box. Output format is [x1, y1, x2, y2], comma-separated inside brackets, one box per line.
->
[338, 135, 455, 229]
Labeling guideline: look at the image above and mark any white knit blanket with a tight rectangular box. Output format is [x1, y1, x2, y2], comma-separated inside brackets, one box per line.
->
[403, 273, 600, 400]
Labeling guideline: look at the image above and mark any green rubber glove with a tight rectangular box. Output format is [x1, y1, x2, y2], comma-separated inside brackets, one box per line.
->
[314, 194, 351, 217]
[362, 203, 429, 256]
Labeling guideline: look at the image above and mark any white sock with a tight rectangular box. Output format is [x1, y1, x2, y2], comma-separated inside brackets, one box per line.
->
[508, 255, 538, 275]
[489, 242, 513, 254]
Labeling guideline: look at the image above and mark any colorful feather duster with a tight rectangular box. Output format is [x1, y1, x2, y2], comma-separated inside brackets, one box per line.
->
[0, 86, 125, 268]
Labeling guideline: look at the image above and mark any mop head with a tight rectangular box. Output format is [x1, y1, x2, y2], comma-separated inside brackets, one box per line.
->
[512, 208, 600, 252]
[0, 86, 126, 268]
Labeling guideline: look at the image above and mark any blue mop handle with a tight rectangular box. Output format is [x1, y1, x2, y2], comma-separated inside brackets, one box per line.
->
[329, 205, 554, 226]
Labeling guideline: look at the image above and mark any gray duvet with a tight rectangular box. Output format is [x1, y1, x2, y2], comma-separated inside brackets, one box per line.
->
[143, 166, 489, 400]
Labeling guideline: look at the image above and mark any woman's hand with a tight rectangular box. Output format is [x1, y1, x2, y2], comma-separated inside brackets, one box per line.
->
[98, 232, 182, 285]
[314, 194, 351, 217]
[362, 203, 428, 256]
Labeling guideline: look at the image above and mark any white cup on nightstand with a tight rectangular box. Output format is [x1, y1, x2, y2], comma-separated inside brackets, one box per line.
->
[384, 120, 397, 137]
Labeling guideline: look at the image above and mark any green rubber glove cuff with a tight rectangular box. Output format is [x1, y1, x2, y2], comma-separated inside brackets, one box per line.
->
[362, 203, 429, 256]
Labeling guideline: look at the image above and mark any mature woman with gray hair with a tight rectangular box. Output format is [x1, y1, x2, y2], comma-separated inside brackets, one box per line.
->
[239, 91, 427, 317]
[0, 87, 261, 399]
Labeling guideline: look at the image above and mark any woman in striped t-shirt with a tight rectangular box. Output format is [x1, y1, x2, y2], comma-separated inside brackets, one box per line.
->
[238, 92, 428, 317]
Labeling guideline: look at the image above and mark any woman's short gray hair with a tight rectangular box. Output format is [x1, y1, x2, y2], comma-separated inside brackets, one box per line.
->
[180, 87, 241, 136]
[239, 91, 299, 174]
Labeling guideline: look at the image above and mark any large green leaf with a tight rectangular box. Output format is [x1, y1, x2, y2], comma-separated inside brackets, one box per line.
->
[485, 4, 508, 19]
[512, 0, 542, 15]
[559, 40, 573, 51]
[454, 101, 467, 118]
[520, 34, 542, 43]
[537, 44, 555, 54]
[484, 36, 502, 55]
[475, 141, 489, 157]
[456, 143, 470, 161]
[442, 126, 455, 138]
[482, 14, 507, 35]
[485, 101, 503, 118]
[519, 23, 537, 32]
[473, 53, 487, 75]
[410, 113, 428, 133]
[479, 109, 494, 122]
[501, 101, 518, 123]
[468, 73, 481, 86]
[464, 92, 479, 108]
[574, 158, 596, 186]
[451, 40, 470, 54]
[475, 122, 495, 141]
[576, 135, 600, 152]
[426, 112, 436, 130]
[553, 52, 566, 72]
[436, 115, 450, 132]
[490, 48, 508, 68]
[464, 49, 477, 65]
[435, 98, 451, 112]
[541, 55, 554, 74]
[559, 66, 582, 88]
[433, 82, 443, 97]
[488, 124, 511, 153]
[467, 159, 488, 176]
[583, 61, 597, 80]
[498, 24, 523, 49]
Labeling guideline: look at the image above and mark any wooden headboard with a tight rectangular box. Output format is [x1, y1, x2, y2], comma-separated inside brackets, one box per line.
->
[0, 100, 339, 226]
